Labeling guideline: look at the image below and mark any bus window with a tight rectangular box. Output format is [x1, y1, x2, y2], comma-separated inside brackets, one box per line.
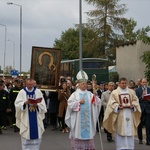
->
[83, 62, 106, 69]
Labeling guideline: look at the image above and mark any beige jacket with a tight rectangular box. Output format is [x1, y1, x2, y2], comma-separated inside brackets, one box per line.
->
[101, 90, 111, 111]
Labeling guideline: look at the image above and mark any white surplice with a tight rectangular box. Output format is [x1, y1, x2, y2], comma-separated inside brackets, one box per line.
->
[21, 137, 42, 150]
[15, 88, 47, 150]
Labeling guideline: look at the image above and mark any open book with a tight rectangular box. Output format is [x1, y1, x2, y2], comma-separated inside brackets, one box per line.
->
[143, 94, 150, 101]
[28, 97, 42, 104]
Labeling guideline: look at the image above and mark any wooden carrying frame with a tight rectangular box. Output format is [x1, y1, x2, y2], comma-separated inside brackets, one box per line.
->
[119, 94, 132, 108]
[30, 46, 61, 91]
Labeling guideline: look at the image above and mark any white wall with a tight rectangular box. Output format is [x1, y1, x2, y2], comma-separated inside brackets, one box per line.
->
[116, 40, 150, 83]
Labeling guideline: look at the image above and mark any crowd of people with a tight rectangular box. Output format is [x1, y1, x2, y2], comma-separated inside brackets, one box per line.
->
[0, 73, 150, 150]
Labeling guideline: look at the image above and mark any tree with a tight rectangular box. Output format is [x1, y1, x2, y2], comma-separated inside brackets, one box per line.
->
[53, 26, 98, 60]
[109, 72, 119, 82]
[117, 18, 137, 41]
[141, 51, 150, 83]
[84, 0, 150, 66]
[85, 0, 128, 56]
[0, 66, 3, 74]
[136, 26, 150, 43]
[53, 0, 150, 65]
[4, 65, 13, 75]
[119, 18, 150, 43]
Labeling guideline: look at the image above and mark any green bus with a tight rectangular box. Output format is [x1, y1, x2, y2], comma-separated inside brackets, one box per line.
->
[61, 58, 109, 83]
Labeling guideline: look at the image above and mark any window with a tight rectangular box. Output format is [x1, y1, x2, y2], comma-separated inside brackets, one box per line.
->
[83, 62, 106, 69]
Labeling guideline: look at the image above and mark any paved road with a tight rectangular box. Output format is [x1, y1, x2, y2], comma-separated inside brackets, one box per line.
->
[0, 126, 149, 150]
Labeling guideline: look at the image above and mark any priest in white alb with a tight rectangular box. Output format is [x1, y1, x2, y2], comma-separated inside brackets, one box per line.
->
[65, 70, 101, 150]
[15, 78, 47, 150]
[103, 77, 141, 150]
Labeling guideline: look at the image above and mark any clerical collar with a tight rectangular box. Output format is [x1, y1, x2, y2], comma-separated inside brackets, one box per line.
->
[119, 87, 128, 94]
[25, 87, 35, 92]
[108, 90, 111, 94]
[78, 88, 87, 93]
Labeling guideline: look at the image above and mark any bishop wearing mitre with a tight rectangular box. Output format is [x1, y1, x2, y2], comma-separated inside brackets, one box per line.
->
[65, 70, 101, 150]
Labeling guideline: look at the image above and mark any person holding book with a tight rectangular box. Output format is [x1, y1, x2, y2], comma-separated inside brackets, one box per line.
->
[15, 78, 47, 150]
[136, 78, 150, 145]
[103, 77, 141, 150]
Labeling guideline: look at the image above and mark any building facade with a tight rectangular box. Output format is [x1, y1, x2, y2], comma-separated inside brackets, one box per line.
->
[116, 40, 150, 82]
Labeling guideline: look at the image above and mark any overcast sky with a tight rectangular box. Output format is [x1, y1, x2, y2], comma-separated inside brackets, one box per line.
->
[0, 0, 150, 72]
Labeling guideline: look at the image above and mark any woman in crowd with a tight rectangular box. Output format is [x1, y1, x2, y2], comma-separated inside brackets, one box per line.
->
[128, 80, 136, 91]
[58, 81, 71, 133]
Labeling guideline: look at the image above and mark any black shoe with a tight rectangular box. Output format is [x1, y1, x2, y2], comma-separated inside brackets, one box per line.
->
[0, 130, 2, 134]
[107, 137, 112, 142]
[59, 127, 63, 131]
[52, 126, 58, 130]
[3, 126, 7, 130]
[139, 140, 143, 144]
[14, 126, 19, 132]
[146, 142, 150, 145]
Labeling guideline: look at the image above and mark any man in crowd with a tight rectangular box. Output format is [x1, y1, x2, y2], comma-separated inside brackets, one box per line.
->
[135, 79, 141, 89]
[136, 78, 150, 145]
[43, 90, 51, 128]
[97, 82, 105, 131]
[9, 79, 21, 132]
[101, 81, 114, 142]
[15, 78, 47, 150]
[0, 81, 10, 134]
[87, 80, 93, 92]
[103, 77, 141, 150]
[65, 70, 101, 150]
[67, 79, 75, 94]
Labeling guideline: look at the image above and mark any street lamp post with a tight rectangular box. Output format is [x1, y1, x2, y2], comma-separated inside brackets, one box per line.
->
[7, 2, 22, 78]
[0, 23, 7, 77]
[7, 39, 15, 69]
[79, 0, 82, 70]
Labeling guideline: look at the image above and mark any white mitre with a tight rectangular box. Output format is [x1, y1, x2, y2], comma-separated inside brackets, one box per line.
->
[76, 70, 88, 83]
